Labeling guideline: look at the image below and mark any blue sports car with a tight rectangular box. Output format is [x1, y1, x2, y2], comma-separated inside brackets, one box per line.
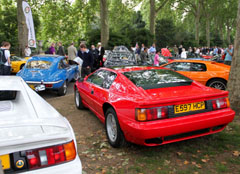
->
[17, 55, 79, 96]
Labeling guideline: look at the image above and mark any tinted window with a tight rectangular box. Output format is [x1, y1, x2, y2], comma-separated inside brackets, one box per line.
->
[123, 69, 192, 90]
[87, 70, 116, 89]
[0, 91, 17, 101]
[191, 63, 207, 71]
[26, 61, 52, 69]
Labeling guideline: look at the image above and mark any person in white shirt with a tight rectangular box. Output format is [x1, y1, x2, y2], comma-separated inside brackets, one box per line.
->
[0, 41, 11, 75]
[181, 48, 187, 59]
[24, 45, 31, 57]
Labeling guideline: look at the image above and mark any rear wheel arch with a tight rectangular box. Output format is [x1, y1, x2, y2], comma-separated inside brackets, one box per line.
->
[103, 103, 115, 117]
[206, 78, 227, 90]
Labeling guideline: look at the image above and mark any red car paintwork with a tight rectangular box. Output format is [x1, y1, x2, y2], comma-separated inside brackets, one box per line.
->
[75, 66, 235, 146]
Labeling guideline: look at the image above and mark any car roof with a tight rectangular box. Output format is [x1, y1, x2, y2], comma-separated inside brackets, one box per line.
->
[29, 55, 65, 62]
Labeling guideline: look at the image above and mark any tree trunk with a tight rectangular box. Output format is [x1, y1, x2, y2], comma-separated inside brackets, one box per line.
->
[100, 0, 109, 48]
[227, 25, 231, 44]
[206, 15, 210, 47]
[195, 1, 201, 46]
[227, 0, 240, 115]
[150, 0, 156, 39]
[17, 0, 28, 56]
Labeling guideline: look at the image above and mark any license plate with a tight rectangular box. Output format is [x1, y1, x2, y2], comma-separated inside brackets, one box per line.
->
[29, 84, 35, 90]
[174, 101, 205, 114]
[0, 154, 10, 170]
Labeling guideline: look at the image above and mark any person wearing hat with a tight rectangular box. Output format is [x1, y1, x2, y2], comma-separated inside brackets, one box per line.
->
[97, 42, 105, 68]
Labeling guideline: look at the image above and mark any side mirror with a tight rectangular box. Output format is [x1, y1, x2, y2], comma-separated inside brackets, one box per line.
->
[78, 77, 84, 82]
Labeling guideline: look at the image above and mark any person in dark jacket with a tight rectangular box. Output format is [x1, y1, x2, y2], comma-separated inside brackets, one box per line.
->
[77, 43, 93, 78]
[57, 42, 66, 56]
[90, 44, 99, 71]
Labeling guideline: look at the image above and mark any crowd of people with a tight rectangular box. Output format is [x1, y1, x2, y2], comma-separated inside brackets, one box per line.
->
[45, 41, 105, 78]
[0, 40, 234, 76]
[131, 43, 234, 66]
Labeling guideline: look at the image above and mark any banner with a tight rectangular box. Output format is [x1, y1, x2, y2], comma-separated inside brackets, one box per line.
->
[22, 1, 36, 48]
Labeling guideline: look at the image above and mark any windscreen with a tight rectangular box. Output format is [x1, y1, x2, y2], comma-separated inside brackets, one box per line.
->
[0, 91, 17, 101]
[123, 69, 193, 90]
[26, 60, 52, 69]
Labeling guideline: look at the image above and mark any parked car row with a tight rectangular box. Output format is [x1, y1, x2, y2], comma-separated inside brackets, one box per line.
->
[1, 51, 234, 173]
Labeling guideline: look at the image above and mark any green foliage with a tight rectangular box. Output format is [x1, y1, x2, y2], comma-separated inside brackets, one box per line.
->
[0, 0, 18, 51]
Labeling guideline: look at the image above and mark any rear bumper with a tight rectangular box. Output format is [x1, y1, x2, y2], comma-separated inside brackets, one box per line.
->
[26, 80, 64, 90]
[120, 108, 235, 146]
[21, 156, 82, 174]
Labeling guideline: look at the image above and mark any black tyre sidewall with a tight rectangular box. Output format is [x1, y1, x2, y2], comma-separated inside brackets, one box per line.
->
[74, 88, 84, 109]
[58, 81, 67, 96]
[207, 79, 226, 90]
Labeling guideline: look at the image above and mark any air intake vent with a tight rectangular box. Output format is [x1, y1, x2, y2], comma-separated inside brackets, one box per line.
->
[0, 101, 13, 112]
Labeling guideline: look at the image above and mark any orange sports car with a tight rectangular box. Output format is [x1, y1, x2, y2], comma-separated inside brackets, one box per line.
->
[161, 60, 230, 90]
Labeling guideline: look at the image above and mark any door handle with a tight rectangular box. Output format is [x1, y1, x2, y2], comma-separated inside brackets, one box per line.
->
[91, 90, 94, 94]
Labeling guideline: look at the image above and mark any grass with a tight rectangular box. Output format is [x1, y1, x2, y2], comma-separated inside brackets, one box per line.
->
[106, 120, 240, 174]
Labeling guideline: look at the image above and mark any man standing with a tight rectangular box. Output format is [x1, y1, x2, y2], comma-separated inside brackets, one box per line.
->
[149, 43, 156, 64]
[0, 41, 11, 75]
[140, 47, 148, 64]
[90, 44, 99, 71]
[77, 43, 93, 77]
[97, 42, 104, 68]
[57, 42, 66, 56]
[24, 45, 31, 57]
[224, 44, 234, 65]
[67, 42, 77, 61]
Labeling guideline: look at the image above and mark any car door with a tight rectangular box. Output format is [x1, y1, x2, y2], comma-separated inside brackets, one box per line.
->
[188, 62, 208, 85]
[61, 58, 72, 81]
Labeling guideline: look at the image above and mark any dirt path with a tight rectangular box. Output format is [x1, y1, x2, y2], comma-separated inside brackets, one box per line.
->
[46, 94, 136, 174]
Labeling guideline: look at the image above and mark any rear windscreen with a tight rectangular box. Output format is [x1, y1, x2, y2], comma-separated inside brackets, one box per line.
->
[0, 91, 17, 101]
[26, 60, 52, 69]
[123, 69, 193, 90]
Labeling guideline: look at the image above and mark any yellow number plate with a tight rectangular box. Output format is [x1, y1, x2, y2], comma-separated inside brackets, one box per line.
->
[0, 154, 10, 170]
[29, 84, 35, 90]
[174, 101, 205, 114]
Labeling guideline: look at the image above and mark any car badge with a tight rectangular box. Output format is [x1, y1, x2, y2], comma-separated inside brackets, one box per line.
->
[16, 160, 24, 169]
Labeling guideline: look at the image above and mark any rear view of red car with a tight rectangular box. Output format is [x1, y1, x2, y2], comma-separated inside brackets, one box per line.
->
[74, 66, 235, 147]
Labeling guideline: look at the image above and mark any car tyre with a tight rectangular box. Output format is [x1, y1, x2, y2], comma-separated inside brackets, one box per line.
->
[207, 79, 227, 90]
[105, 108, 125, 148]
[58, 81, 67, 96]
[74, 88, 85, 109]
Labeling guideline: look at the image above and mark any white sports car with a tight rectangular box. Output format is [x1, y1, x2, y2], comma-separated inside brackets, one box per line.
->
[0, 76, 82, 174]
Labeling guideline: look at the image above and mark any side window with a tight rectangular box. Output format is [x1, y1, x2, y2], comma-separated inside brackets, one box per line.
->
[86, 70, 107, 87]
[58, 59, 68, 69]
[191, 63, 207, 71]
[173, 62, 191, 71]
[102, 72, 117, 89]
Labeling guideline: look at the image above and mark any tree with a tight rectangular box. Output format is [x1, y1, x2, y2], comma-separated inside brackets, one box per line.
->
[227, 0, 240, 115]
[100, 0, 109, 47]
[149, 0, 169, 39]
[17, 0, 28, 56]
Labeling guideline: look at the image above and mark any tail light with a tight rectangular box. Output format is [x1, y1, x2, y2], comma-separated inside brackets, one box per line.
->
[136, 106, 168, 121]
[212, 98, 230, 110]
[26, 140, 76, 170]
[45, 84, 53, 88]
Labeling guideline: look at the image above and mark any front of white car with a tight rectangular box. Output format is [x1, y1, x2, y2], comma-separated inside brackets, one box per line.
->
[0, 76, 82, 174]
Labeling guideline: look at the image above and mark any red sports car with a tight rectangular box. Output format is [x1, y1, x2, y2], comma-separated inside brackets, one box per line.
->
[74, 66, 235, 147]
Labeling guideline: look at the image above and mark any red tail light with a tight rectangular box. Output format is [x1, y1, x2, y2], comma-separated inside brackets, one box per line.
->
[136, 106, 168, 121]
[26, 141, 76, 170]
[45, 84, 53, 88]
[212, 98, 230, 110]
